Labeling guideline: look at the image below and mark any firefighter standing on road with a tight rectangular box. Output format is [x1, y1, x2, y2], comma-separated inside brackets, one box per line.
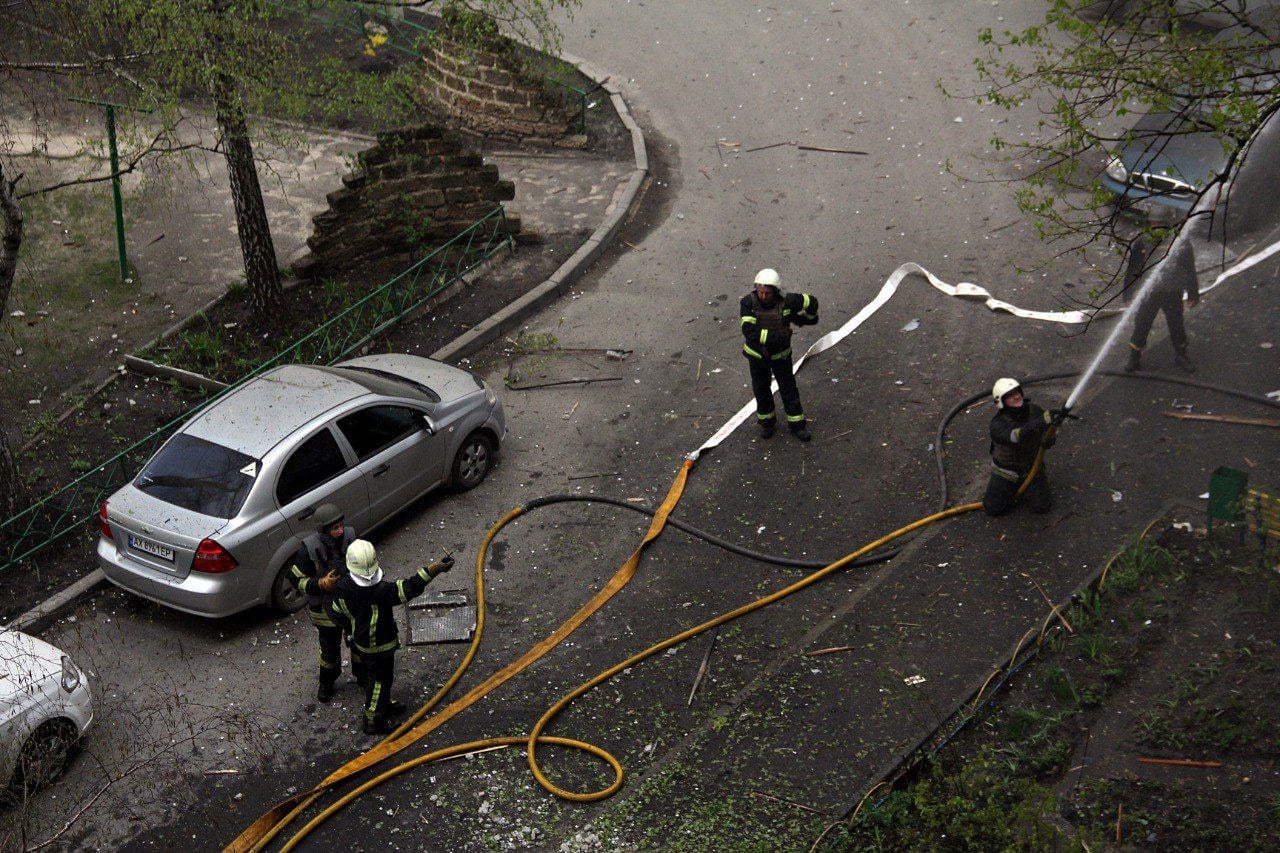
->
[287, 503, 359, 703]
[1123, 207, 1200, 374]
[327, 540, 454, 735]
[740, 268, 819, 442]
[984, 378, 1059, 517]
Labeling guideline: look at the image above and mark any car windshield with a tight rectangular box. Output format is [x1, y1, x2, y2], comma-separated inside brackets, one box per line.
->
[331, 365, 441, 402]
[134, 434, 259, 519]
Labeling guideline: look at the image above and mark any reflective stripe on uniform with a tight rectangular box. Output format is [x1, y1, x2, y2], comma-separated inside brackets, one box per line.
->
[397, 580, 410, 603]
[369, 604, 380, 642]
[991, 463, 1022, 482]
[1010, 428, 1022, 444]
[366, 681, 382, 719]
[356, 640, 399, 654]
[757, 411, 776, 421]
[307, 608, 336, 628]
[740, 316, 757, 325]
[759, 329, 769, 345]
[786, 413, 806, 423]
[771, 349, 791, 360]
[743, 344, 764, 359]
[802, 294, 811, 310]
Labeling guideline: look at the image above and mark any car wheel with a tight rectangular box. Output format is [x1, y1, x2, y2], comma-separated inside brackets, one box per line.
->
[270, 563, 307, 614]
[450, 433, 494, 491]
[12, 720, 77, 795]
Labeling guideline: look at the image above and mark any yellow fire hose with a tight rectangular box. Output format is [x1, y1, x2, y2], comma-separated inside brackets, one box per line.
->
[231, 439, 1051, 852]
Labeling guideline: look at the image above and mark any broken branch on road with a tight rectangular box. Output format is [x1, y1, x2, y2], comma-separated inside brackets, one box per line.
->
[1162, 411, 1280, 429]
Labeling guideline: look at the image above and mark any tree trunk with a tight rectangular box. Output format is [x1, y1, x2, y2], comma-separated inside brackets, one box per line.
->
[0, 164, 25, 516]
[214, 76, 281, 312]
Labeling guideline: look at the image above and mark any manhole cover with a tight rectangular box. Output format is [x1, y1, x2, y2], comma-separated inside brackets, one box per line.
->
[407, 590, 476, 644]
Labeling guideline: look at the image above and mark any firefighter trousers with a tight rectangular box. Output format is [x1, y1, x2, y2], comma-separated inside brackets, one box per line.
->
[1130, 288, 1187, 351]
[361, 651, 396, 724]
[747, 354, 805, 425]
[983, 468, 1052, 517]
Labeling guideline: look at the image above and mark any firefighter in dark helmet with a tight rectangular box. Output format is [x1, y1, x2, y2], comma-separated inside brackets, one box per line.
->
[984, 378, 1059, 517]
[287, 503, 358, 703]
[327, 540, 454, 735]
[739, 267, 820, 441]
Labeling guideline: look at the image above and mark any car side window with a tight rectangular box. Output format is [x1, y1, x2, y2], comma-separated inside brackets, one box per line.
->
[276, 428, 348, 506]
[336, 405, 422, 462]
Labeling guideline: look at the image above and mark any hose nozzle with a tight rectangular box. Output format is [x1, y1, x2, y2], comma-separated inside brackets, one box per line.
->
[1050, 405, 1079, 427]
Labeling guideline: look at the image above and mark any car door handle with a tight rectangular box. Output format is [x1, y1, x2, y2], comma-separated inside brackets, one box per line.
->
[370, 463, 391, 477]
[298, 506, 317, 521]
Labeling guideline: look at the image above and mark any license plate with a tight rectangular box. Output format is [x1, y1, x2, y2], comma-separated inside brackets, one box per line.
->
[129, 534, 175, 562]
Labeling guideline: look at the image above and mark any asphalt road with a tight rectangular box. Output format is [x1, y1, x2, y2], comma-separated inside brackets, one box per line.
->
[12, 1, 1279, 850]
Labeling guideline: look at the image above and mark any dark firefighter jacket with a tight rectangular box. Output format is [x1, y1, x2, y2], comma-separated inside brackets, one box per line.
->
[1122, 234, 1199, 301]
[326, 566, 441, 655]
[288, 529, 355, 628]
[740, 291, 819, 360]
[989, 402, 1055, 480]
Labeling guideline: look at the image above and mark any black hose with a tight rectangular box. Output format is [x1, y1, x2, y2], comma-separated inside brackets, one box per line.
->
[523, 493, 901, 569]
[933, 369, 1280, 510]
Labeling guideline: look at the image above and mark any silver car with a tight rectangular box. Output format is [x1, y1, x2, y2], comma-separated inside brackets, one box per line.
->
[96, 354, 505, 618]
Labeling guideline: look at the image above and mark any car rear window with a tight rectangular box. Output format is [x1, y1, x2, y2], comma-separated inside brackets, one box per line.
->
[134, 434, 259, 519]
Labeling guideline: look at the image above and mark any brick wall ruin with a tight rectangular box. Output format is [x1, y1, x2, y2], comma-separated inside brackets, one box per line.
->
[293, 126, 518, 280]
[416, 34, 582, 145]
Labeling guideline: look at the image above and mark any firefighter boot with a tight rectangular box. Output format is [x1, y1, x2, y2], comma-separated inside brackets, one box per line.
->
[758, 418, 776, 439]
[1173, 346, 1197, 373]
[363, 716, 392, 736]
[1124, 345, 1141, 373]
[317, 680, 335, 703]
[790, 420, 812, 442]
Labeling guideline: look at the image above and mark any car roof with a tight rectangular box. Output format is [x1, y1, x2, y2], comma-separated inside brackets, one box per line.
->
[182, 365, 371, 458]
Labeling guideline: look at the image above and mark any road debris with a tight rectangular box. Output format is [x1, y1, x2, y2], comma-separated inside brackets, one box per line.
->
[1023, 572, 1073, 633]
[1163, 411, 1280, 429]
[686, 627, 720, 706]
[803, 646, 854, 658]
[743, 141, 792, 153]
[903, 674, 927, 685]
[901, 318, 920, 332]
[605, 349, 631, 361]
[747, 790, 830, 815]
[796, 144, 868, 155]
[1136, 756, 1223, 768]
[509, 376, 621, 391]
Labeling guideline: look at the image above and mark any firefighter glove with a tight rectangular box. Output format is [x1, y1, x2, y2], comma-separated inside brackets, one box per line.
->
[317, 571, 339, 592]
[427, 556, 455, 576]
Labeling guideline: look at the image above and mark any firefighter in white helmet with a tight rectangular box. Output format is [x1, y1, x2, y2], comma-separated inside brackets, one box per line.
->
[327, 540, 454, 735]
[739, 268, 820, 441]
[984, 378, 1056, 516]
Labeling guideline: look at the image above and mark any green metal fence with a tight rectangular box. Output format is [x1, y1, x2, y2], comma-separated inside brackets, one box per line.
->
[0, 207, 513, 575]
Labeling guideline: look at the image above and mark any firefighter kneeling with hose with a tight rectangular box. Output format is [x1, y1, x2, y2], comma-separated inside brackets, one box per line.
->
[984, 377, 1070, 517]
[325, 540, 454, 735]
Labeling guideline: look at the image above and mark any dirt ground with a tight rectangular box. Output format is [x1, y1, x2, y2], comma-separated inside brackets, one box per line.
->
[823, 521, 1280, 851]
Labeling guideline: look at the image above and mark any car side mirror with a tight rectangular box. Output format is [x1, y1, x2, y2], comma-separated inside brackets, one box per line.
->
[418, 413, 436, 436]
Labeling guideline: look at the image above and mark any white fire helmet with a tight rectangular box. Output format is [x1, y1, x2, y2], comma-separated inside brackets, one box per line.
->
[992, 377, 1022, 409]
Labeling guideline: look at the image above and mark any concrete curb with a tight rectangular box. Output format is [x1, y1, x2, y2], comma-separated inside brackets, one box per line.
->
[7, 569, 107, 634]
[431, 51, 649, 363]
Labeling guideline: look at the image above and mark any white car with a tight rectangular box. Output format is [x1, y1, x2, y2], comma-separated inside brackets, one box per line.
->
[0, 631, 93, 797]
